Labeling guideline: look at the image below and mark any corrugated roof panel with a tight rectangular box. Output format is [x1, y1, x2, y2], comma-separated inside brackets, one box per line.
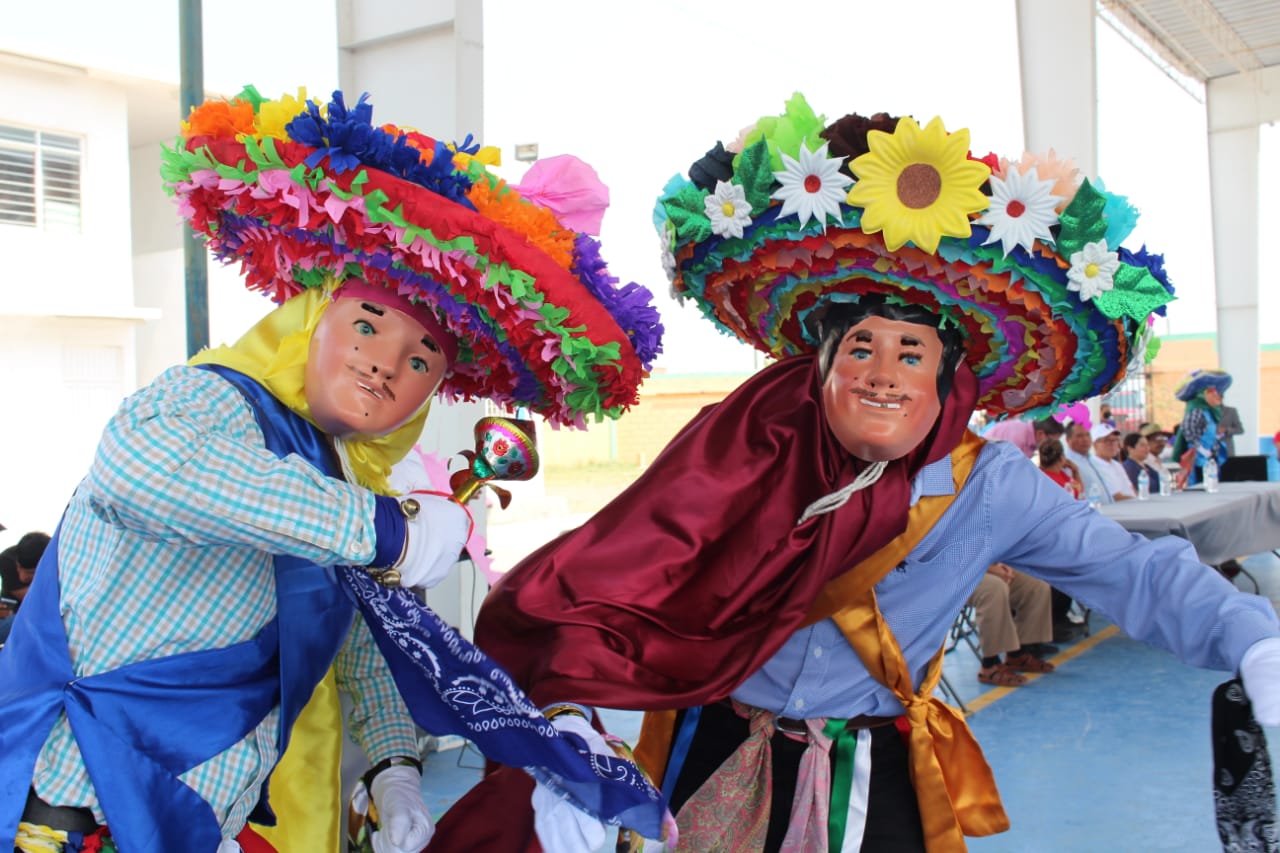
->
[1102, 0, 1280, 80]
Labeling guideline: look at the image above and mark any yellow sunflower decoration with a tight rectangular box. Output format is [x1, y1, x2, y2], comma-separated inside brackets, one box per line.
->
[846, 115, 991, 253]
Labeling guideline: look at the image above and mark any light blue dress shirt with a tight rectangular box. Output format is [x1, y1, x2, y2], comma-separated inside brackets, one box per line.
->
[1065, 446, 1113, 504]
[732, 440, 1280, 719]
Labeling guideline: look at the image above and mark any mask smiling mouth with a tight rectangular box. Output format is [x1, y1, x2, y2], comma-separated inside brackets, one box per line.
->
[852, 389, 910, 411]
[357, 380, 384, 401]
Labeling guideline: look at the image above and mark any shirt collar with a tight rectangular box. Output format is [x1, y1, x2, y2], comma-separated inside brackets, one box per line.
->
[910, 454, 956, 506]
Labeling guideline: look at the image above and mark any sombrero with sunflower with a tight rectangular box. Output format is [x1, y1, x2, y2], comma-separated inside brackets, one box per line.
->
[655, 93, 1175, 417]
[162, 86, 662, 427]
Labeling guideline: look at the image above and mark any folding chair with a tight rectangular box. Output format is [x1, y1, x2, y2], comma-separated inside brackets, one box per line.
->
[936, 672, 968, 715]
[947, 603, 982, 661]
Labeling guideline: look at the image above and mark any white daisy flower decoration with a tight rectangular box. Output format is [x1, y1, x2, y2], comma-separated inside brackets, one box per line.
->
[704, 180, 754, 239]
[771, 142, 851, 229]
[976, 165, 1062, 256]
[1066, 240, 1120, 301]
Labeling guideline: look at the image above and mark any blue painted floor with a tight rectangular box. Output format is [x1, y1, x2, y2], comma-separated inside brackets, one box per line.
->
[416, 550, 1280, 851]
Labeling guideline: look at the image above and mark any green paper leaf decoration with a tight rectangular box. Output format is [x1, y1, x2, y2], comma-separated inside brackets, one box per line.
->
[736, 139, 775, 214]
[1145, 334, 1162, 364]
[1056, 178, 1109, 259]
[742, 92, 827, 171]
[665, 182, 713, 244]
[234, 85, 267, 109]
[1093, 265, 1175, 321]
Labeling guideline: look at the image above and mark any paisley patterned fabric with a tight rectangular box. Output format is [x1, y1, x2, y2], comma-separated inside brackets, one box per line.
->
[1213, 679, 1278, 852]
[338, 568, 665, 838]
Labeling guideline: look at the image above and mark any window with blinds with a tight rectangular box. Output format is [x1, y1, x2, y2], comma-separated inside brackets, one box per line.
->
[0, 124, 82, 231]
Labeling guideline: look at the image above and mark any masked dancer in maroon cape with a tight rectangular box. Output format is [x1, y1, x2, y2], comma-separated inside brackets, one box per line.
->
[431, 95, 1280, 853]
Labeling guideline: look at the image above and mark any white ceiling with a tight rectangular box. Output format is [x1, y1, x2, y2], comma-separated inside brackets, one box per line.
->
[1099, 0, 1280, 82]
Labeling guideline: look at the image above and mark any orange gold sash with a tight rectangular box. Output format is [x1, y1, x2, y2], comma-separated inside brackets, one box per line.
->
[638, 430, 1005, 853]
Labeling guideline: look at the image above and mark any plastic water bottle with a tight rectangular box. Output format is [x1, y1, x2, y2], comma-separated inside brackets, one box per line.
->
[1087, 480, 1105, 509]
[1159, 471, 1172, 497]
[1204, 457, 1219, 493]
[1136, 468, 1150, 501]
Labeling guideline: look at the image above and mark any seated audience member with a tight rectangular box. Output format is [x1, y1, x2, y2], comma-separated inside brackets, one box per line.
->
[1035, 440, 1086, 641]
[0, 548, 18, 645]
[1091, 424, 1135, 501]
[2, 532, 47, 608]
[1038, 439, 1083, 498]
[1122, 432, 1162, 495]
[982, 417, 1036, 458]
[1139, 422, 1172, 463]
[0, 533, 46, 645]
[968, 563, 1056, 686]
[1063, 421, 1111, 504]
[985, 417, 1068, 466]
[1030, 416, 1065, 465]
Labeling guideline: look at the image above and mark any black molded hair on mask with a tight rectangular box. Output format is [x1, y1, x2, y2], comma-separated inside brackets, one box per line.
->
[810, 294, 966, 403]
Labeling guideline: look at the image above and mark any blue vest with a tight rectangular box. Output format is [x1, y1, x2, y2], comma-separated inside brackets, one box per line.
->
[0, 366, 353, 852]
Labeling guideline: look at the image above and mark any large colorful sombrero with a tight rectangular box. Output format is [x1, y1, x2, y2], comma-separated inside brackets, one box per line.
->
[654, 93, 1176, 417]
[1174, 368, 1232, 402]
[163, 86, 662, 427]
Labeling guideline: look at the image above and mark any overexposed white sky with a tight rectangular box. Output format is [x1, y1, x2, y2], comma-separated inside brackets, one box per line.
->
[4, 0, 1276, 371]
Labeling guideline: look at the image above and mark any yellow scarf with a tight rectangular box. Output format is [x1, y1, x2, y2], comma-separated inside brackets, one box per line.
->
[190, 285, 430, 853]
[188, 285, 432, 494]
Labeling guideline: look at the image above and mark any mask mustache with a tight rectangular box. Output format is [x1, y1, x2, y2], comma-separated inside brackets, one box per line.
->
[851, 388, 911, 403]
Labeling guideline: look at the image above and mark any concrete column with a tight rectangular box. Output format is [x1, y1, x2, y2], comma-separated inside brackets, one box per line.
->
[1016, 0, 1100, 422]
[1206, 67, 1280, 454]
[1015, 0, 1098, 178]
[1206, 122, 1260, 453]
[336, 0, 487, 634]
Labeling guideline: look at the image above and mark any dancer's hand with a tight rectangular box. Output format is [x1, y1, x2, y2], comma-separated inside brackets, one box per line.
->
[370, 764, 434, 853]
[1241, 637, 1280, 726]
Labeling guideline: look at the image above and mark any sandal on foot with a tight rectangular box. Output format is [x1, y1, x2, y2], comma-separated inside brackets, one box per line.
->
[1004, 651, 1056, 673]
[977, 664, 1027, 686]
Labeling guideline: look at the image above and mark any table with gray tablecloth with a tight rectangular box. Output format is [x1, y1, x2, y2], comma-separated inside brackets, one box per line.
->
[1097, 481, 1280, 565]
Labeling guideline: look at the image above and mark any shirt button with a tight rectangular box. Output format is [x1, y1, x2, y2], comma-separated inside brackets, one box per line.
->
[795, 698, 806, 710]
[813, 647, 823, 658]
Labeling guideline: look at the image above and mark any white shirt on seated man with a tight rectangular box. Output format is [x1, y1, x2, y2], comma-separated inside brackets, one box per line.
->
[1090, 423, 1136, 501]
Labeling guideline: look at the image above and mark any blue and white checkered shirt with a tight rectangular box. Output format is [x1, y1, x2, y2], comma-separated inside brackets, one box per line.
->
[31, 366, 417, 834]
[733, 439, 1280, 719]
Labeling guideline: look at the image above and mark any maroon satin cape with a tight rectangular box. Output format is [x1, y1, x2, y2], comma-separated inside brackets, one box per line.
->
[429, 354, 978, 851]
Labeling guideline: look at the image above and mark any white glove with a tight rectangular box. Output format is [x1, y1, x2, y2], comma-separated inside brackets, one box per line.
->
[370, 764, 434, 853]
[215, 840, 242, 853]
[1241, 637, 1280, 727]
[396, 492, 470, 590]
[532, 714, 611, 853]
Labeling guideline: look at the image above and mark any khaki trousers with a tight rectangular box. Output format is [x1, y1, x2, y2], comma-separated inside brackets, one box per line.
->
[968, 570, 1053, 658]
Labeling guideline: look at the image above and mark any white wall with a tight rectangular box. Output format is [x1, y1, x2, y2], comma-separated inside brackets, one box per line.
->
[0, 63, 157, 546]
[129, 132, 269, 385]
[0, 317, 137, 541]
[0, 64, 137, 315]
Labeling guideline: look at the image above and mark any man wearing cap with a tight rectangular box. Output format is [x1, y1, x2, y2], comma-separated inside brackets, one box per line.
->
[1090, 423, 1136, 501]
[0, 88, 665, 853]
[433, 96, 1280, 853]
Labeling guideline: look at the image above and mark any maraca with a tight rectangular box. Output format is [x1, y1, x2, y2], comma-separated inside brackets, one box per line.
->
[449, 416, 540, 507]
